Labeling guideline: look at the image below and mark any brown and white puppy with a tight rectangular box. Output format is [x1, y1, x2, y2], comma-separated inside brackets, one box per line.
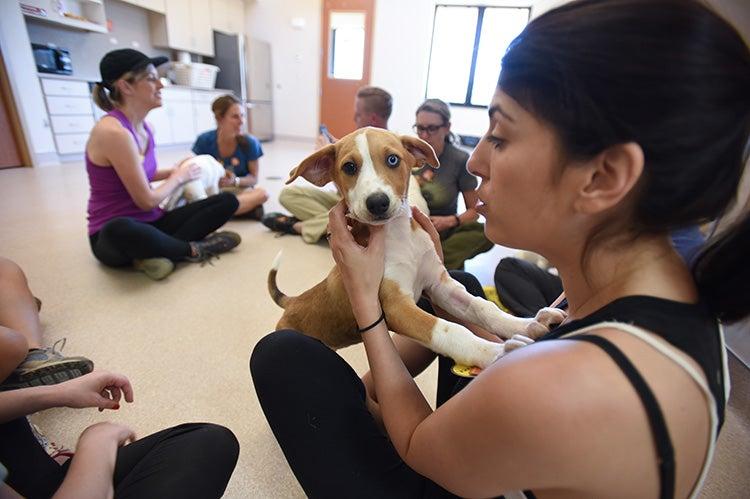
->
[268, 127, 564, 368]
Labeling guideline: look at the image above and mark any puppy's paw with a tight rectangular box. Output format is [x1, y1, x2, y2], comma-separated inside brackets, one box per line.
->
[504, 334, 535, 354]
[524, 307, 567, 339]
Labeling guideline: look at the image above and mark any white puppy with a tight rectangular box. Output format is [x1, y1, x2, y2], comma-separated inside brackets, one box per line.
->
[163, 155, 227, 211]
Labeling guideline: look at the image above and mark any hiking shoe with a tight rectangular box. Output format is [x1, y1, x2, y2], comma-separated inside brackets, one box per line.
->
[187, 231, 242, 263]
[133, 257, 175, 280]
[261, 212, 300, 235]
[0, 338, 94, 391]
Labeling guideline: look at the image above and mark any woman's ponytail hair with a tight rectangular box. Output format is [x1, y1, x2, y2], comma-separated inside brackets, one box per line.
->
[92, 82, 114, 112]
[91, 68, 148, 112]
[693, 212, 750, 323]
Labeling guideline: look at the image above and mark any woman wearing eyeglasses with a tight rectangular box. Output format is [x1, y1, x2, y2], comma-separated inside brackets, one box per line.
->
[413, 99, 493, 270]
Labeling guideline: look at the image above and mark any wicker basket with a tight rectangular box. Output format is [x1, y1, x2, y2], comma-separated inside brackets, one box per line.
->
[172, 62, 220, 89]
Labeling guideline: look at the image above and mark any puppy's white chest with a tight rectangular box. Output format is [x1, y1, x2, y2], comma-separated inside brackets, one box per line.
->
[383, 217, 441, 301]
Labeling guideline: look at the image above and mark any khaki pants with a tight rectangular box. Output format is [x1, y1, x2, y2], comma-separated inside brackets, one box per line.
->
[279, 177, 429, 244]
[440, 221, 494, 270]
[279, 186, 340, 244]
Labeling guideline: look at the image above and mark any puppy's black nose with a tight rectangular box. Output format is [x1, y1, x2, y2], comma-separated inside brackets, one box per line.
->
[366, 192, 390, 216]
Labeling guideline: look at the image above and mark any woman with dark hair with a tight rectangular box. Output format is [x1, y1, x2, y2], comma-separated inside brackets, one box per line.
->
[251, 1, 750, 497]
[87, 49, 241, 281]
[192, 94, 268, 219]
[413, 98, 494, 270]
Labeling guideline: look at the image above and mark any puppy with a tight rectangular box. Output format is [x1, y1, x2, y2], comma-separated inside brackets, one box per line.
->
[268, 128, 565, 368]
[163, 155, 228, 211]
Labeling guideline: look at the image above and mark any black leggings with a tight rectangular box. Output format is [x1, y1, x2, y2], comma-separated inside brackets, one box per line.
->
[250, 271, 482, 499]
[0, 417, 239, 499]
[494, 257, 563, 317]
[89, 192, 239, 266]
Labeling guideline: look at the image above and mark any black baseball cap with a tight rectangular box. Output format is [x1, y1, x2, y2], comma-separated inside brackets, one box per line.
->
[99, 49, 168, 86]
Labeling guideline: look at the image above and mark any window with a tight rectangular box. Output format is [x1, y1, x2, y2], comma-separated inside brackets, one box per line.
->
[329, 12, 366, 80]
[426, 5, 529, 107]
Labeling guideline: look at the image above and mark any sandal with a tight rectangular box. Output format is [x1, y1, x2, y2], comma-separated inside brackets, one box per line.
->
[261, 212, 300, 235]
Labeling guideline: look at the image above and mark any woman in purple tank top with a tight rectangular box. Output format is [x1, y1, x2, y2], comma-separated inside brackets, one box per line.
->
[86, 49, 242, 280]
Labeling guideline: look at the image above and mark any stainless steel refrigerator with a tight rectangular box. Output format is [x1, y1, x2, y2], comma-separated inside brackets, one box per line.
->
[208, 32, 274, 141]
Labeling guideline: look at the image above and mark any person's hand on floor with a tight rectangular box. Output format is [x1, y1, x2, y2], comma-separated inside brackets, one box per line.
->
[58, 371, 134, 412]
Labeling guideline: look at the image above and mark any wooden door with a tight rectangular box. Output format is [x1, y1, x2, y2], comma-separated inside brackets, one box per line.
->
[0, 51, 29, 168]
[319, 0, 375, 139]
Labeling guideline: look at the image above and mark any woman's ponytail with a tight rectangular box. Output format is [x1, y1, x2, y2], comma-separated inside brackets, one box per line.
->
[92, 83, 114, 112]
[693, 212, 750, 323]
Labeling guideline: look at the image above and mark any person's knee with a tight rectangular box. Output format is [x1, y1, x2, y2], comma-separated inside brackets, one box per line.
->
[198, 424, 240, 464]
[0, 258, 27, 289]
[218, 191, 240, 211]
[0, 327, 29, 380]
[256, 187, 269, 203]
[250, 330, 323, 388]
[278, 186, 293, 207]
[448, 270, 483, 298]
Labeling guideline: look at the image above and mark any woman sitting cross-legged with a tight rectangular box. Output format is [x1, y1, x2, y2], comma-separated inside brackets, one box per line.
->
[192, 94, 269, 219]
[87, 49, 241, 280]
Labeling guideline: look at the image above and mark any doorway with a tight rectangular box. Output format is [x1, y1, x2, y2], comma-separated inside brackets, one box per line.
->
[0, 50, 29, 168]
[319, 0, 375, 139]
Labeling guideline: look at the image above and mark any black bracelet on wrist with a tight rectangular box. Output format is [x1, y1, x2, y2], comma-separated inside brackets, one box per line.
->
[357, 310, 386, 334]
[454, 214, 461, 227]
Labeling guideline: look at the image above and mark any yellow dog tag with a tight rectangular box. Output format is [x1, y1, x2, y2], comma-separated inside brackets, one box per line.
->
[451, 363, 482, 378]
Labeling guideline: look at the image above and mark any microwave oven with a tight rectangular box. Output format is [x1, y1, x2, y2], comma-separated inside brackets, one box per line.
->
[32, 43, 72, 75]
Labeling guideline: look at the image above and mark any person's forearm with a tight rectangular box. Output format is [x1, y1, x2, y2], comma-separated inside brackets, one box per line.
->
[361, 319, 433, 459]
[363, 335, 437, 402]
[236, 174, 257, 188]
[52, 440, 117, 499]
[144, 176, 185, 209]
[0, 385, 61, 423]
[151, 168, 173, 181]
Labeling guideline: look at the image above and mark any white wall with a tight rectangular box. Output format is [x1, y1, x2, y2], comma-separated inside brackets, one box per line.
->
[245, 0, 322, 139]
[0, 2, 56, 165]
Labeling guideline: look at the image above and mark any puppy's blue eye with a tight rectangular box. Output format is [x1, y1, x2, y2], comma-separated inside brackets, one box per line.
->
[342, 161, 358, 176]
[386, 154, 400, 168]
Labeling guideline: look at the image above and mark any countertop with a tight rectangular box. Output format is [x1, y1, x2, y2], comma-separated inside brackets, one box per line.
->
[37, 73, 231, 93]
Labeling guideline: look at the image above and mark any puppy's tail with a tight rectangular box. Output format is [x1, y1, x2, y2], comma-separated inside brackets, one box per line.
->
[268, 250, 289, 308]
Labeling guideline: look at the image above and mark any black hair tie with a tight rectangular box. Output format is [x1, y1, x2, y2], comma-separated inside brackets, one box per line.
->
[357, 310, 386, 334]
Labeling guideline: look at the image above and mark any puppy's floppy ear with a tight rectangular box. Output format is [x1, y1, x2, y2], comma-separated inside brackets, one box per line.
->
[286, 144, 336, 186]
[401, 135, 440, 169]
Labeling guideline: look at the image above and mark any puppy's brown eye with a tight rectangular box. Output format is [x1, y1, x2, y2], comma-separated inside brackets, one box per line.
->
[342, 161, 358, 176]
[386, 154, 400, 168]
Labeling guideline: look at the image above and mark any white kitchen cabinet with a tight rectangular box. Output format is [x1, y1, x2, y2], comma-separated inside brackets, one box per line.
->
[145, 106, 173, 146]
[46, 96, 93, 115]
[55, 133, 90, 154]
[50, 115, 95, 134]
[211, 0, 244, 35]
[149, 0, 214, 56]
[191, 90, 225, 135]
[119, 0, 166, 14]
[40, 77, 96, 155]
[146, 87, 194, 146]
[20, 0, 108, 33]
